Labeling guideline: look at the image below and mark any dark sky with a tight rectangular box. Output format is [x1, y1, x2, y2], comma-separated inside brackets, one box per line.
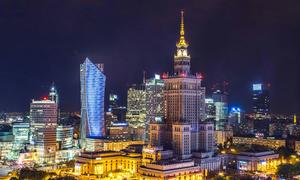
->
[0, 0, 300, 113]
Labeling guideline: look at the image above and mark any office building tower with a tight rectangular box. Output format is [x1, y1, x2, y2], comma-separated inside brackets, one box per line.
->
[145, 74, 164, 141]
[56, 125, 74, 150]
[126, 84, 146, 129]
[30, 99, 57, 163]
[80, 58, 106, 150]
[172, 122, 191, 159]
[109, 93, 118, 110]
[252, 83, 270, 119]
[162, 11, 206, 151]
[108, 93, 127, 123]
[212, 90, 228, 130]
[212, 90, 228, 121]
[228, 107, 244, 125]
[199, 122, 215, 152]
[205, 98, 216, 120]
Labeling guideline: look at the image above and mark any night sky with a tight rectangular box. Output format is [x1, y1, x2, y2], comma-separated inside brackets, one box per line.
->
[0, 0, 299, 113]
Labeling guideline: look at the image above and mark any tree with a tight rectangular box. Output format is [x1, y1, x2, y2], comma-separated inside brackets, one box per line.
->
[276, 164, 296, 178]
[19, 168, 50, 180]
[276, 146, 296, 159]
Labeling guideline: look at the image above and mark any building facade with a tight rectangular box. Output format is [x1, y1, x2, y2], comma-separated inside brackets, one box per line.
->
[30, 99, 58, 163]
[232, 137, 285, 150]
[80, 58, 106, 150]
[56, 125, 73, 150]
[205, 98, 216, 120]
[252, 83, 270, 119]
[126, 84, 146, 129]
[199, 122, 215, 152]
[212, 90, 228, 130]
[172, 122, 191, 159]
[145, 75, 164, 141]
[13, 122, 30, 148]
[75, 151, 142, 178]
[138, 160, 204, 180]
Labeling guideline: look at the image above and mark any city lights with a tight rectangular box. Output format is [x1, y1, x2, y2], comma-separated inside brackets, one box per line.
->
[0, 2, 299, 180]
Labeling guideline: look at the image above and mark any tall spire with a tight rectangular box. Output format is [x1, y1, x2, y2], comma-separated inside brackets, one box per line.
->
[176, 10, 188, 48]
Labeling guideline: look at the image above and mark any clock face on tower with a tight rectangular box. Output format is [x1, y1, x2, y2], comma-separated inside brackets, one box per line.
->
[177, 49, 187, 57]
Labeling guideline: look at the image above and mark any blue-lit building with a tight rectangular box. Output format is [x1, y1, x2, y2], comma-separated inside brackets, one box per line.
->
[80, 58, 106, 149]
[228, 107, 244, 125]
[252, 83, 270, 119]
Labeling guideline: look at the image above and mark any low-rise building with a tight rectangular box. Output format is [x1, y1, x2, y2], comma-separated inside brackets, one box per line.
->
[193, 152, 223, 172]
[228, 151, 280, 172]
[138, 160, 204, 180]
[232, 137, 286, 150]
[75, 151, 142, 177]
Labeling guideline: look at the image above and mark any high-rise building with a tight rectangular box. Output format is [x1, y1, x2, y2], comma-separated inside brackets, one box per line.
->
[56, 125, 74, 150]
[212, 90, 228, 130]
[145, 74, 164, 141]
[212, 90, 228, 121]
[228, 107, 244, 125]
[126, 84, 146, 129]
[162, 11, 205, 151]
[205, 98, 216, 120]
[30, 99, 58, 163]
[252, 83, 270, 119]
[80, 58, 106, 150]
[107, 93, 127, 123]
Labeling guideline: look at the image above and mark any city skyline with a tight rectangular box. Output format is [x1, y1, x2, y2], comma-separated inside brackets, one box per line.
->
[0, 1, 300, 113]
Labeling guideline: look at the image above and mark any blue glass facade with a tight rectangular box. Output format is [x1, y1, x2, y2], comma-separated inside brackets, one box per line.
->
[80, 58, 106, 140]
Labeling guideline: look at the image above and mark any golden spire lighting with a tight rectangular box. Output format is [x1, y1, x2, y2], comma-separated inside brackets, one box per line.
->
[176, 10, 188, 48]
[294, 114, 297, 125]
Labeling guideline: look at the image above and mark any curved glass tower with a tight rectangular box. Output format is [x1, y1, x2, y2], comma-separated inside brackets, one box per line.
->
[80, 58, 106, 146]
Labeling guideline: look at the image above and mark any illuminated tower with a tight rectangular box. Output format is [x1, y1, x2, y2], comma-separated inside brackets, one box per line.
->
[80, 58, 106, 150]
[174, 10, 191, 74]
[162, 11, 206, 151]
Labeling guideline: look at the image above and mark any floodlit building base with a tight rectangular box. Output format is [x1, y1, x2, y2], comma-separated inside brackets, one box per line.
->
[228, 151, 280, 172]
[75, 151, 142, 177]
[137, 160, 204, 180]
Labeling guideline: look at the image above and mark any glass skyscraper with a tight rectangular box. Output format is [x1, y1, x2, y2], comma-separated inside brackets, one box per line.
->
[252, 83, 270, 119]
[80, 58, 106, 146]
